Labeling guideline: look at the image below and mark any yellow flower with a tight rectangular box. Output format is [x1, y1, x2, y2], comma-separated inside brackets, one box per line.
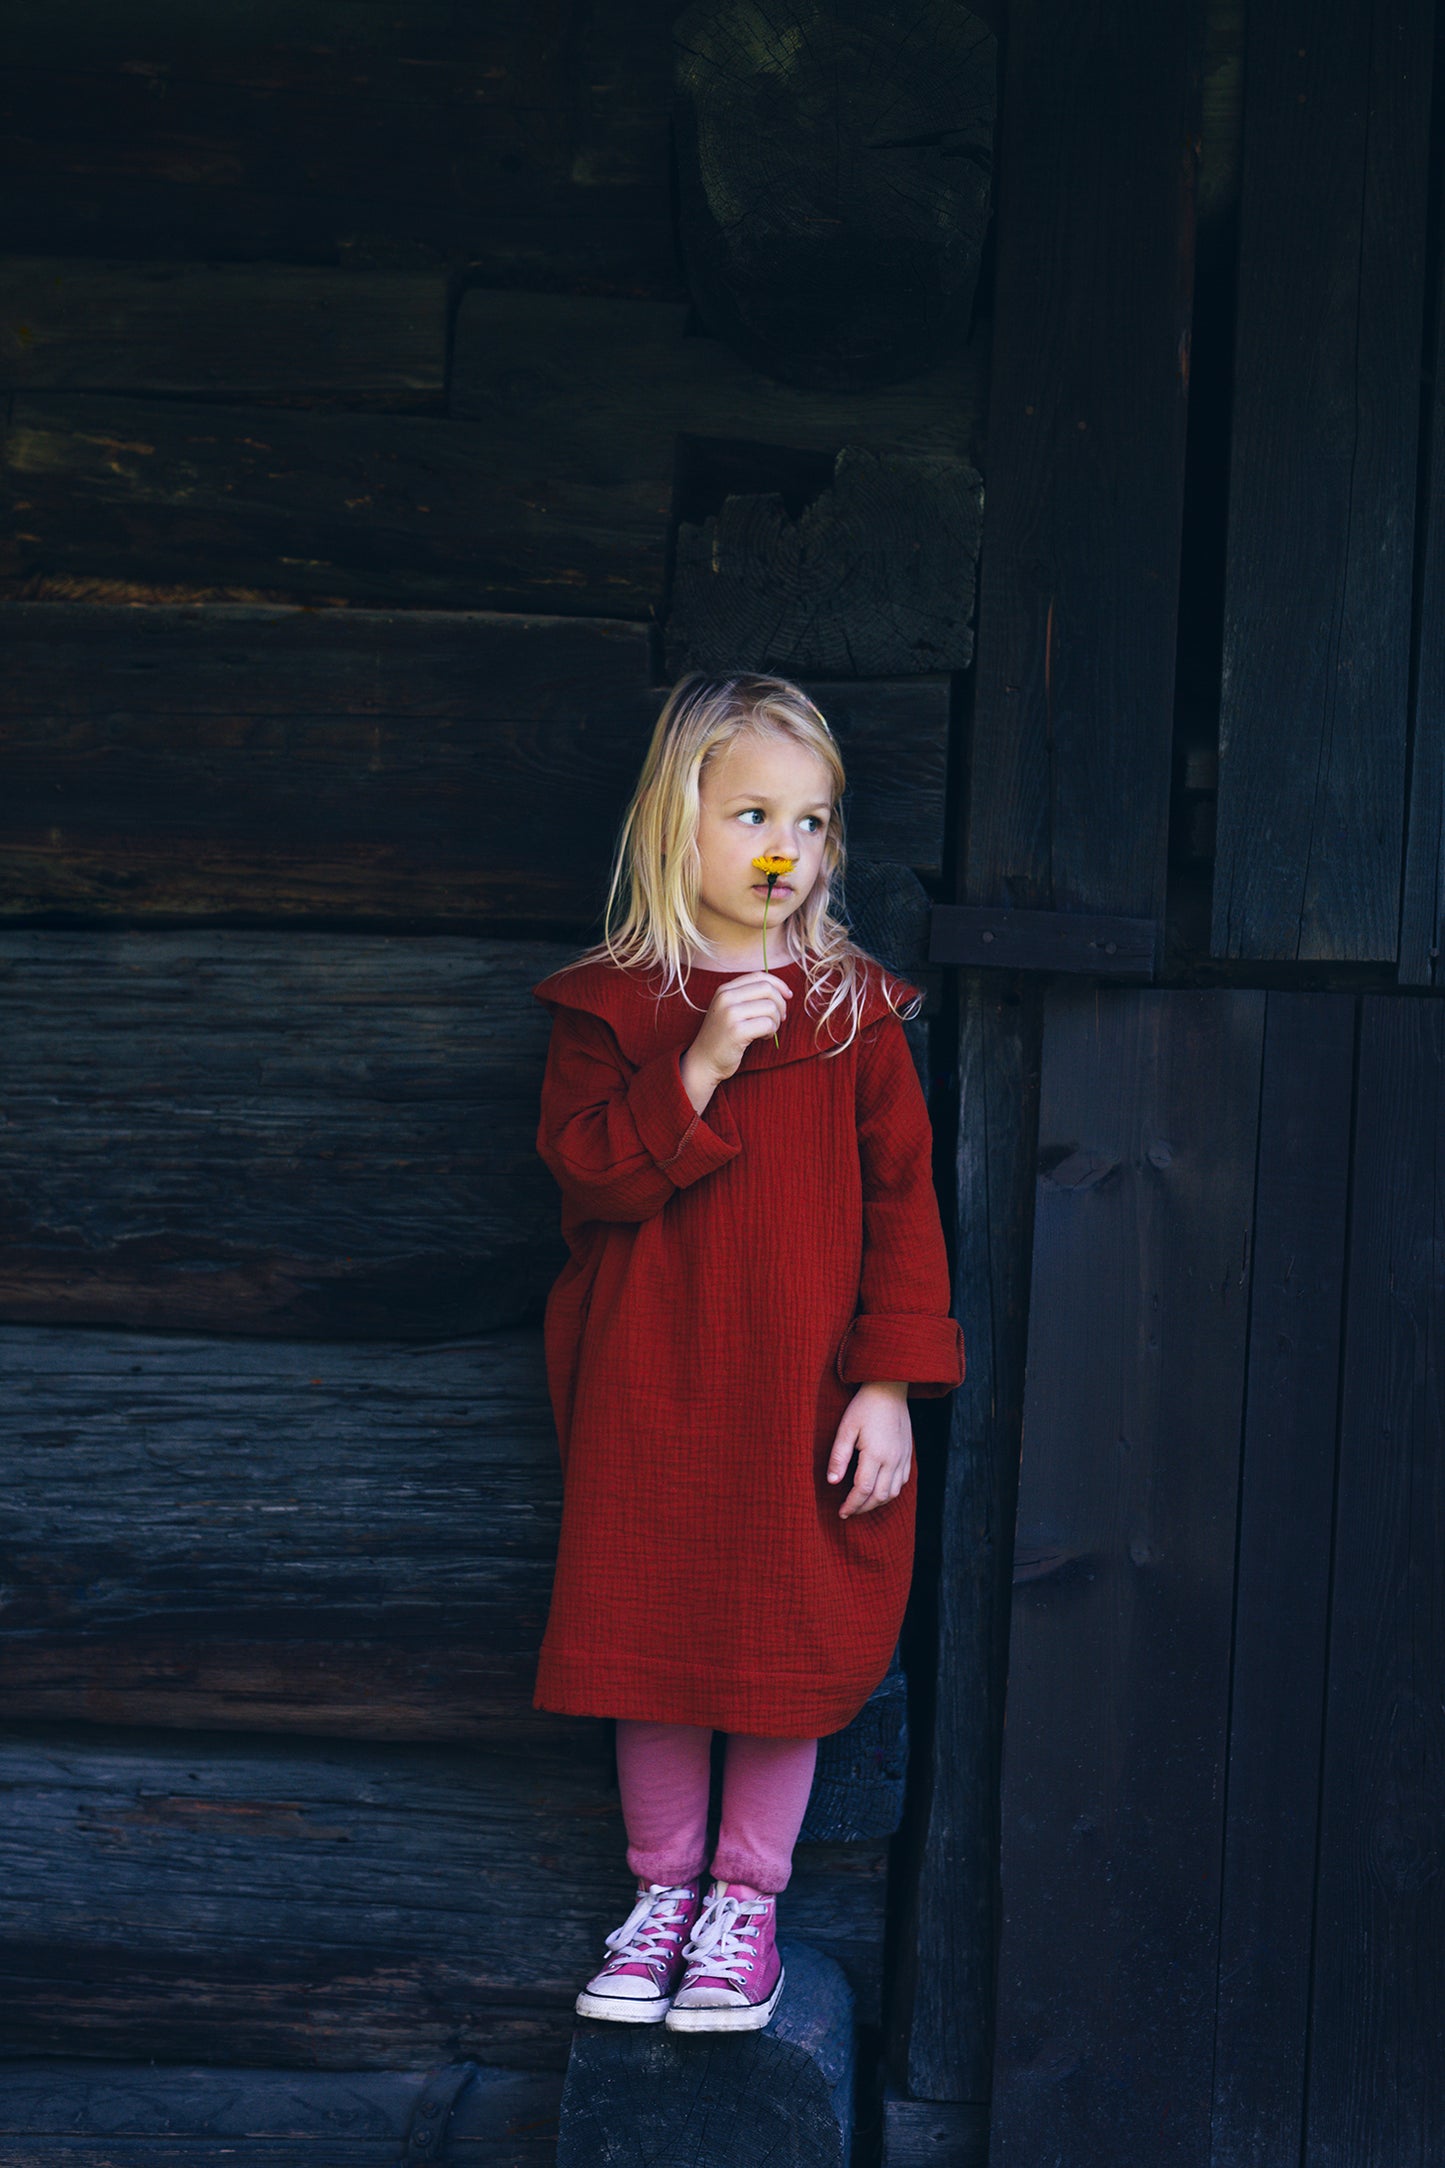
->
[749, 858, 796, 1044]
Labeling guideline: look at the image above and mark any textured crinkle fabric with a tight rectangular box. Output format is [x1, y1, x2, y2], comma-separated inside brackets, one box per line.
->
[529, 950, 966, 1738]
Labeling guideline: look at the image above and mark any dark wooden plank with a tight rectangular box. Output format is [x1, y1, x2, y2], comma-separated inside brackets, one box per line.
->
[0, 1324, 563, 1743]
[0, 605, 950, 921]
[2, 394, 674, 615]
[0, 2060, 562, 2167]
[959, 0, 1202, 924]
[559, 1944, 852, 2166]
[1211, 0, 1433, 962]
[667, 448, 982, 677]
[989, 988, 1263, 2166]
[0, 931, 569, 1337]
[1209, 993, 1354, 2166]
[449, 289, 987, 459]
[0, 1725, 887, 2066]
[0, 260, 446, 400]
[1304, 996, 1445, 2163]
[1, 0, 682, 293]
[881, 2093, 988, 2168]
[671, 0, 994, 390]
[1399, 150, 1445, 988]
[889, 972, 1043, 2099]
[928, 903, 1160, 978]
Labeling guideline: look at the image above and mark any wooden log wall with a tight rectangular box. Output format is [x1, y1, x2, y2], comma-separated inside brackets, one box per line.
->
[0, 0, 997, 2157]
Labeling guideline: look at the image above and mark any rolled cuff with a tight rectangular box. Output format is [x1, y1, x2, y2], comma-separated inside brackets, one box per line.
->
[835, 1313, 966, 1398]
[627, 1046, 742, 1188]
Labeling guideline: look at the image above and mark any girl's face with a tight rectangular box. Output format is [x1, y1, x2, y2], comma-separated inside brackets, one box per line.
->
[692, 728, 835, 963]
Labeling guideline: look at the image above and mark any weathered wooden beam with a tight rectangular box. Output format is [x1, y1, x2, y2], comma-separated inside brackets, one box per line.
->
[0, 605, 951, 921]
[988, 988, 1264, 2164]
[0, 1725, 887, 2064]
[958, 0, 1201, 929]
[927, 904, 1159, 978]
[667, 448, 982, 678]
[559, 1943, 853, 2167]
[0, 1324, 563, 1742]
[1399, 82, 1445, 989]
[887, 972, 1041, 2101]
[0, 1317, 912, 1827]
[881, 2092, 988, 2168]
[3, 0, 682, 293]
[2, 395, 674, 615]
[0, 2058, 561, 2167]
[0, 931, 568, 1337]
[671, 0, 994, 390]
[1304, 996, 1445, 2161]
[1213, 0, 1433, 963]
[0, 259, 447, 401]
[449, 290, 987, 460]
[1210, 996, 1352, 2164]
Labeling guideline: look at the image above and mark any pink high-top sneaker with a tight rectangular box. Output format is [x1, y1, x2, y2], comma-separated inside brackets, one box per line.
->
[575, 1880, 706, 2023]
[663, 1879, 785, 2032]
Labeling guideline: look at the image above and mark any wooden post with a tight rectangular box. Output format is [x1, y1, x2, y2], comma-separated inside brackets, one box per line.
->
[558, 1942, 854, 2167]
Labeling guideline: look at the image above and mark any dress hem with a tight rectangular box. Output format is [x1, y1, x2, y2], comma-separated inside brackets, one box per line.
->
[532, 1668, 881, 1740]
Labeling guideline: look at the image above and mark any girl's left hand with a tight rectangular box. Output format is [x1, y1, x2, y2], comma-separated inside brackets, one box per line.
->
[826, 1380, 912, 1518]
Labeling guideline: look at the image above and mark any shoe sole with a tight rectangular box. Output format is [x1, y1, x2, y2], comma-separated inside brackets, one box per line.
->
[663, 1961, 785, 2033]
[575, 1986, 672, 2023]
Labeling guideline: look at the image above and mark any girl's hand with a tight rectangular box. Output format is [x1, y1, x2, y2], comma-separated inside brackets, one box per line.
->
[685, 971, 793, 1086]
[826, 1380, 912, 1517]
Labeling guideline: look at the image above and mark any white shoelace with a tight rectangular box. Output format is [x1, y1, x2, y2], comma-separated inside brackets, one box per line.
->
[602, 1883, 693, 1970]
[680, 1892, 771, 1985]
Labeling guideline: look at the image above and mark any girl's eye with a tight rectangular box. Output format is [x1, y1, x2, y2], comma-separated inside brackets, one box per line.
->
[739, 809, 764, 823]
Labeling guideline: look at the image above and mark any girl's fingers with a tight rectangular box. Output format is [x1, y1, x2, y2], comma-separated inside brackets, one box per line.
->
[827, 1426, 859, 1479]
[839, 1456, 910, 1516]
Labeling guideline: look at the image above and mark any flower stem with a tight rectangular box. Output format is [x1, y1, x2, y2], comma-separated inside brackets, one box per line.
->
[763, 875, 780, 1045]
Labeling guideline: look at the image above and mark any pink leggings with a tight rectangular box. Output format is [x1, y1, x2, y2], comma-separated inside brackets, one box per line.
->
[615, 1720, 819, 1895]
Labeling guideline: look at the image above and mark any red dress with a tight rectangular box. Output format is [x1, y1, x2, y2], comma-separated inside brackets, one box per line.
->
[529, 950, 966, 1738]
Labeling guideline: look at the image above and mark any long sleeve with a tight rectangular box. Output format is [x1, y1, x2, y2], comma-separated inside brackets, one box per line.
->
[834, 1013, 966, 1398]
[536, 1003, 741, 1223]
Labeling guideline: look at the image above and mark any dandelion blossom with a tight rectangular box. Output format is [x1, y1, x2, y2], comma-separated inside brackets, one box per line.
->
[751, 853, 796, 1045]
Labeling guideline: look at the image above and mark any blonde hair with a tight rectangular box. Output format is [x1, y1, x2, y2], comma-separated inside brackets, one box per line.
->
[556, 672, 920, 1055]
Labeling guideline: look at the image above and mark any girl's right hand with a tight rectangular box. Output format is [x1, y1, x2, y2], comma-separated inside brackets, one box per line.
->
[687, 971, 793, 1081]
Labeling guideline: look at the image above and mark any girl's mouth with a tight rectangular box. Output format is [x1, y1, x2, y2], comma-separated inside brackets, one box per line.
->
[752, 882, 793, 895]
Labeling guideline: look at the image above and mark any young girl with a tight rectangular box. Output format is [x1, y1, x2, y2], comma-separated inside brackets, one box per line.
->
[530, 673, 965, 2034]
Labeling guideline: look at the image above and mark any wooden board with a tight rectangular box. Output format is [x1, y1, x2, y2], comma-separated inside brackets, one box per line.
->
[881, 2093, 988, 2168]
[0, 1725, 887, 2067]
[2, 394, 675, 615]
[1305, 995, 1445, 2162]
[1209, 994, 1353, 2162]
[0, 2060, 562, 2168]
[1399, 160, 1445, 988]
[1211, 0, 1433, 961]
[0, 605, 951, 921]
[0, 931, 569, 1337]
[989, 987, 1263, 2165]
[0, 259, 447, 400]
[450, 289, 987, 460]
[1, 0, 682, 293]
[889, 969, 1042, 2100]
[0, 1324, 564, 1743]
[958, 0, 1202, 925]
